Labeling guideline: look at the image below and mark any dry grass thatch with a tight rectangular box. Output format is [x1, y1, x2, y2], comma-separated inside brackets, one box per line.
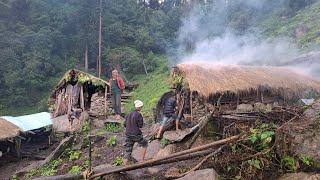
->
[176, 62, 320, 99]
[0, 118, 21, 140]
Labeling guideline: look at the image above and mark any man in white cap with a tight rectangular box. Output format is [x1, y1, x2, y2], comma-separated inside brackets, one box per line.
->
[123, 100, 148, 165]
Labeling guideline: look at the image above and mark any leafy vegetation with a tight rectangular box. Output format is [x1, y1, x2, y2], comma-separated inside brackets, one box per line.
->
[113, 156, 125, 166]
[105, 123, 123, 133]
[160, 138, 171, 148]
[68, 150, 82, 161]
[68, 166, 83, 174]
[24, 158, 63, 178]
[299, 154, 314, 166]
[249, 123, 276, 150]
[0, 0, 182, 115]
[281, 156, 298, 172]
[106, 135, 117, 147]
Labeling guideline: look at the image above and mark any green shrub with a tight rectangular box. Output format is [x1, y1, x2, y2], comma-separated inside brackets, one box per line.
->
[281, 156, 298, 172]
[68, 150, 82, 161]
[68, 166, 83, 174]
[160, 138, 171, 148]
[113, 156, 125, 166]
[299, 154, 314, 166]
[105, 123, 123, 133]
[106, 135, 117, 147]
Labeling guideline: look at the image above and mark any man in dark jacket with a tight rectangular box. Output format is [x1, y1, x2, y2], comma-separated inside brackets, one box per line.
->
[124, 100, 147, 165]
[156, 93, 179, 139]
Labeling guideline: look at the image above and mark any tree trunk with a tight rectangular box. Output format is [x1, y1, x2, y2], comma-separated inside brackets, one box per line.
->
[84, 45, 88, 72]
[98, 0, 102, 78]
[142, 58, 148, 76]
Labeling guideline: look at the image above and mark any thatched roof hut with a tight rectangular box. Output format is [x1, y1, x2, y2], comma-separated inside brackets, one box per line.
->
[174, 63, 320, 101]
[0, 118, 21, 140]
[51, 69, 109, 98]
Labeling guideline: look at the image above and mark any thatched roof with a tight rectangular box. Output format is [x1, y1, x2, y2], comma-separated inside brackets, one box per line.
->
[51, 69, 109, 97]
[0, 118, 21, 140]
[176, 63, 320, 99]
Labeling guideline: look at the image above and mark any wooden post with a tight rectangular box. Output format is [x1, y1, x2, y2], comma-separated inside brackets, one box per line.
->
[104, 86, 108, 117]
[190, 92, 193, 121]
[237, 93, 240, 106]
[80, 86, 85, 110]
[15, 137, 21, 159]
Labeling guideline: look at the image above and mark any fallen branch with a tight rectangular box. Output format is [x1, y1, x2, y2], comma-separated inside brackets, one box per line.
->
[187, 114, 212, 149]
[89, 135, 240, 179]
[170, 145, 225, 179]
[276, 116, 298, 131]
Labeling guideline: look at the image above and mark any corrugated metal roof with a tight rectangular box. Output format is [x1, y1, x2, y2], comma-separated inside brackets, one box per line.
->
[1, 112, 52, 132]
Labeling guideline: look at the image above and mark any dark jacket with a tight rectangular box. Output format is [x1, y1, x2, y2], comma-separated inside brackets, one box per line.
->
[124, 110, 143, 136]
[163, 97, 176, 117]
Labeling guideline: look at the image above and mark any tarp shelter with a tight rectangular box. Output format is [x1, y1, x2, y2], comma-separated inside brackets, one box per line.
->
[0, 112, 52, 158]
[1, 112, 52, 132]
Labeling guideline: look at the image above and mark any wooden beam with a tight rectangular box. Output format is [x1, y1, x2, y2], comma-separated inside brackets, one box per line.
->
[89, 135, 240, 179]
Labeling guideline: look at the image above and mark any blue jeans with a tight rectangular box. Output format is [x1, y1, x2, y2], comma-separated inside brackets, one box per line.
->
[161, 115, 176, 126]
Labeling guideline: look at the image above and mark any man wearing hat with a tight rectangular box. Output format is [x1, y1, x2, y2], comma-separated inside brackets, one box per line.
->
[123, 100, 148, 165]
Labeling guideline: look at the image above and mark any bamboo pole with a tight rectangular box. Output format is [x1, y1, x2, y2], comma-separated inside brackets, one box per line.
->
[89, 135, 240, 179]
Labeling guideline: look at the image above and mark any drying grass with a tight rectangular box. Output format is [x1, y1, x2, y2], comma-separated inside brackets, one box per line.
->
[0, 118, 21, 140]
[177, 62, 320, 99]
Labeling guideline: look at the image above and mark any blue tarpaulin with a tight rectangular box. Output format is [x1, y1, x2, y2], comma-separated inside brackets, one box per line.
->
[1, 112, 52, 132]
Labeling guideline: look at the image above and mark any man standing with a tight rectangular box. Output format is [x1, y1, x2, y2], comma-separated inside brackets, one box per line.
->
[109, 69, 125, 119]
[124, 100, 148, 165]
[156, 93, 179, 139]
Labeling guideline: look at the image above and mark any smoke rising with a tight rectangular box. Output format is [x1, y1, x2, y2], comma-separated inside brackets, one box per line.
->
[172, 0, 319, 79]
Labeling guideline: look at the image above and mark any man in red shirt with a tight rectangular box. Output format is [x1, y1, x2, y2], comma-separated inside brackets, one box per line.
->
[109, 69, 125, 120]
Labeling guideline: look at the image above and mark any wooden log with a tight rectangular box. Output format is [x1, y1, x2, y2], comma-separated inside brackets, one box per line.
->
[15, 136, 74, 178]
[187, 115, 211, 149]
[34, 149, 215, 180]
[89, 135, 240, 179]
